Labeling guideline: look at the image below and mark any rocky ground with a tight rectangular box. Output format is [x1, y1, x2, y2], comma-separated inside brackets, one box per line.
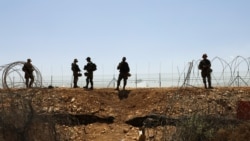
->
[0, 87, 250, 141]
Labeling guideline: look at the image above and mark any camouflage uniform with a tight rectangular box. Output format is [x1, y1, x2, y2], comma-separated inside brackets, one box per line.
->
[198, 54, 213, 89]
[83, 57, 95, 89]
[116, 57, 130, 90]
[71, 59, 81, 88]
[23, 59, 34, 88]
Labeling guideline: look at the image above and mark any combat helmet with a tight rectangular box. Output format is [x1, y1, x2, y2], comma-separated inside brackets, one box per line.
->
[74, 59, 78, 62]
[202, 54, 208, 58]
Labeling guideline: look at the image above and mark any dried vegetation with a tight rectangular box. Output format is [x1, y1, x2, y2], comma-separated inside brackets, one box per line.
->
[0, 87, 250, 141]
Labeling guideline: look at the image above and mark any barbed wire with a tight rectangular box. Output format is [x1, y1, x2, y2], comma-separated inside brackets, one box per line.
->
[0, 56, 250, 89]
[0, 61, 43, 89]
[179, 56, 250, 87]
[0, 57, 249, 141]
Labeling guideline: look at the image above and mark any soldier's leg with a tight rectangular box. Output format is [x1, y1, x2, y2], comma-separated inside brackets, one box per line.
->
[84, 77, 89, 88]
[207, 73, 213, 88]
[201, 72, 207, 89]
[25, 73, 29, 88]
[116, 74, 122, 90]
[73, 76, 78, 88]
[123, 77, 127, 90]
[90, 75, 93, 89]
[26, 79, 29, 88]
[29, 75, 34, 88]
[203, 77, 207, 89]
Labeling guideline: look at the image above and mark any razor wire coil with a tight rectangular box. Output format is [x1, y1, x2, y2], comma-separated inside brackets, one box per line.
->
[1, 61, 43, 89]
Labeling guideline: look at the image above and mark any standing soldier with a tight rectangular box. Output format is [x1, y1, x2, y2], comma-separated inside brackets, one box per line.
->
[71, 59, 81, 88]
[198, 53, 213, 89]
[83, 57, 96, 90]
[116, 57, 130, 91]
[22, 58, 34, 88]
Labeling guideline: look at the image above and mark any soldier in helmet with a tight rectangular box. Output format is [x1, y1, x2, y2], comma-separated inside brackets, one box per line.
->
[198, 54, 213, 89]
[83, 57, 96, 90]
[22, 58, 34, 88]
[115, 57, 130, 91]
[71, 58, 81, 88]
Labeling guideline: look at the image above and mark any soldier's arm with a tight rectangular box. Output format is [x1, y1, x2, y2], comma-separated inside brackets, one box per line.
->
[117, 63, 121, 70]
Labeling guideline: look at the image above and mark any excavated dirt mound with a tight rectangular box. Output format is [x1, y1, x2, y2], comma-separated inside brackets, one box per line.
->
[0, 87, 250, 141]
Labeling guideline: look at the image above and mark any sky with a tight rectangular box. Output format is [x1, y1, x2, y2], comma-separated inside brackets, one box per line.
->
[1, 0, 250, 77]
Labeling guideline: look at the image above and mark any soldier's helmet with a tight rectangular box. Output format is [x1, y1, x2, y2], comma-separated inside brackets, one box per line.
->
[122, 57, 126, 61]
[202, 54, 207, 58]
[74, 59, 78, 62]
[86, 57, 91, 61]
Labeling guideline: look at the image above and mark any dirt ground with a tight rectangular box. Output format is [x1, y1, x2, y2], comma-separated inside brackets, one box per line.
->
[0, 87, 250, 141]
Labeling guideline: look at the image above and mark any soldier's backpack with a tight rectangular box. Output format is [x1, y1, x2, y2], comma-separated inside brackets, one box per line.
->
[91, 63, 97, 71]
[22, 64, 27, 72]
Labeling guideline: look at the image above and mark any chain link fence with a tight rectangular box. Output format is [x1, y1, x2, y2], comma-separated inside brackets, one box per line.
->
[1, 56, 250, 89]
[0, 56, 250, 140]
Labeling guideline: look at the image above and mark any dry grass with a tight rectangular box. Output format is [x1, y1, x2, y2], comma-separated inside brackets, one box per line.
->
[0, 87, 250, 141]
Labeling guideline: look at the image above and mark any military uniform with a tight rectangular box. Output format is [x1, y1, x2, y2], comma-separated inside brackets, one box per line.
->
[71, 59, 81, 88]
[198, 54, 213, 89]
[83, 57, 95, 90]
[23, 59, 34, 88]
[116, 57, 130, 90]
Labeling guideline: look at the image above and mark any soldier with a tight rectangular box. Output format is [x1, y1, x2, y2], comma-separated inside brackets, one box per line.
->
[22, 58, 34, 88]
[83, 57, 96, 90]
[71, 58, 81, 88]
[198, 54, 213, 89]
[115, 57, 130, 91]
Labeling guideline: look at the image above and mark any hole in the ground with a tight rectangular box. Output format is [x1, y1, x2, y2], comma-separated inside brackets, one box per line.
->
[125, 114, 179, 128]
[126, 114, 242, 129]
[52, 114, 114, 126]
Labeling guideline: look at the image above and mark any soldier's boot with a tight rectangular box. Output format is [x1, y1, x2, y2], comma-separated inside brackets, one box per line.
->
[90, 82, 93, 90]
[83, 82, 89, 89]
[29, 82, 32, 88]
[29, 78, 34, 88]
[123, 84, 126, 90]
[73, 83, 78, 88]
[26, 80, 29, 88]
[123, 81, 127, 90]
[204, 83, 207, 89]
[115, 81, 120, 90]
[208, 81, 213, 89]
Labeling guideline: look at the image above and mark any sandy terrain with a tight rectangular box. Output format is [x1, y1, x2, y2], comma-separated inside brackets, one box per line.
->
[0, 87, 250, 141]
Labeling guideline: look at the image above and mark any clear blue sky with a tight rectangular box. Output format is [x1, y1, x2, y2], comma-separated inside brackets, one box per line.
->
[1, 0, 250, 77]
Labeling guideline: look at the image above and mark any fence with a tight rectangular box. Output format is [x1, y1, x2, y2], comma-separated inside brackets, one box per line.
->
[1, 56, 250, 89]
[1, 56, 250, 141]
[39, 71, 250, 88]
